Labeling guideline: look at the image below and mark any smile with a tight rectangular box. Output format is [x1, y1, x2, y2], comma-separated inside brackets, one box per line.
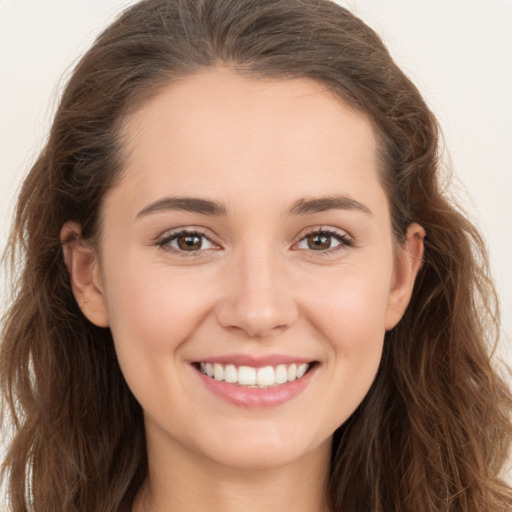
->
[198, 362, 310, 387]
[192, 357, 318, 407]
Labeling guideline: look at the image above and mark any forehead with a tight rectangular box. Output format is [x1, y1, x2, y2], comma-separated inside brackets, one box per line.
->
[110, 67, 383, 216]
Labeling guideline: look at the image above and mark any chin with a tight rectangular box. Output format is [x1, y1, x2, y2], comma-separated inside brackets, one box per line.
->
[186, 422, 332, 472]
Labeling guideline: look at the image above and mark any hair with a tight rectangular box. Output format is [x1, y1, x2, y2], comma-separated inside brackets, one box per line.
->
[1, 0, 511, 510]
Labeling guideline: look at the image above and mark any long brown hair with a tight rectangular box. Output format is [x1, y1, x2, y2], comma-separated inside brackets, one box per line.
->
[1, 0, 511, 510]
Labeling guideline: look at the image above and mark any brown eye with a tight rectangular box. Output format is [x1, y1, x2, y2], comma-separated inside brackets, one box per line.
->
[296, 229, 352, 253]
[159, 231, 216, 253]
[177, 234, 203, 251]
[306, 233, 332, 250]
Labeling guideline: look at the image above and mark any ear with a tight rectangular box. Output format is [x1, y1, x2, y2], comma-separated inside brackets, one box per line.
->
[61, 222, 109, 327]
[385, 223, 425, 331]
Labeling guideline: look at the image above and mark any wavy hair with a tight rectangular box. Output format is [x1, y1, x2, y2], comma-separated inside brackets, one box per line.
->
[1, 0, 511, 510]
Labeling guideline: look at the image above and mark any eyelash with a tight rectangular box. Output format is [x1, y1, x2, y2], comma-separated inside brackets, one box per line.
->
[294, 228, 353, 255]
[155, 227, 353, 257]
[155, 228, 218, 257]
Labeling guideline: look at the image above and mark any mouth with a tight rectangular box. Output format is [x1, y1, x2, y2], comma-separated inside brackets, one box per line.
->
[193, 361, 317, 388]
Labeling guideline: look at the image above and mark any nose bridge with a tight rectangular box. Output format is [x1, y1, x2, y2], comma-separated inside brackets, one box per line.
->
[216, 243, 298, 338]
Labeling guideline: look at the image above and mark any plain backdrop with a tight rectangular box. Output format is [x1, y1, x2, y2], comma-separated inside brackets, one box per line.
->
[0, 0, 511, 501]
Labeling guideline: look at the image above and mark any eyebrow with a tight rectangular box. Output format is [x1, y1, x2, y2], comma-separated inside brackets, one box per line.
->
[136, 197, 227, 218]
[289, 196, 372, 216]
[136, 194, 372, 219]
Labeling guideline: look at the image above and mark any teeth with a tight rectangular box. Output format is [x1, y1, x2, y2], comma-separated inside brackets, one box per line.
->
[238, 366, 256, 386]
[275, 364, 288, 384]
[296, 363, 309, 379]
[287, 363, 297, 381]
[256, 366, 275, 386]
[213, 363, 224, 381]
[224, 364, 237, 383]
[198, 361, 311, 387]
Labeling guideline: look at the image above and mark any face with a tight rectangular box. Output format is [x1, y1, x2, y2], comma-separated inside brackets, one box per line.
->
[65, 68, 423, 472]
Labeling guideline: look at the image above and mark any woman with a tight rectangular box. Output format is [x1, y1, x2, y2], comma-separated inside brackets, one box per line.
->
[1, 0, 511, 510]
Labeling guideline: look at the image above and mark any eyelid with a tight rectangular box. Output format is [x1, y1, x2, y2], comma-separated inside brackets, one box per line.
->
[292, 225, 354, 252]
[155, 226, 222, 255]
[152, 225, 354, 256]
[294, 225, 353, 241]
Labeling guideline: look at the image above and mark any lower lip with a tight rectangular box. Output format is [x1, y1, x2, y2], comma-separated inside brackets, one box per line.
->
[194, 366, 316, 408]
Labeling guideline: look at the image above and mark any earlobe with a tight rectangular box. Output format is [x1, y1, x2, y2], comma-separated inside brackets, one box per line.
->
[61, 222, 109, 327]
[385, 223, 425, 331]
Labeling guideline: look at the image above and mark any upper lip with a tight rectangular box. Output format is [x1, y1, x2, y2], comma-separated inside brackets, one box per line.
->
[193, 354, 315, 368]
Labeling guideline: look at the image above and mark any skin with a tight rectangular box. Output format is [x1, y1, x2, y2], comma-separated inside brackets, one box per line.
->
[63, 68, 424, 512]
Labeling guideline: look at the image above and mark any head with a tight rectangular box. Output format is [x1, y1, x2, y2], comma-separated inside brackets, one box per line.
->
[2, 1, 510, 511]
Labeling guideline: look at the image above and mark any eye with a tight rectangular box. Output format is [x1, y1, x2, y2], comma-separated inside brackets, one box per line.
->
[157, 229, 217, 254]
[295, 229, 352, 252]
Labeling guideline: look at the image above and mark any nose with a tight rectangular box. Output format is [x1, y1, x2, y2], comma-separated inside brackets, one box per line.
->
[215, 249, 299, 339]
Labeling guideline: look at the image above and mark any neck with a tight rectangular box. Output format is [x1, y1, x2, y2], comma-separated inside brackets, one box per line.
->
[133, 429, 332, 512]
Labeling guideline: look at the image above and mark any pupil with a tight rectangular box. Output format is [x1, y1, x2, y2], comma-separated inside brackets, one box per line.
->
[308, 234, 330, 250]
[178, 235, 202, 251]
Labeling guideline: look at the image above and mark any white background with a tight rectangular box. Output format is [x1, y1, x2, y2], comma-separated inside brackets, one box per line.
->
[0, 0, 511, 502]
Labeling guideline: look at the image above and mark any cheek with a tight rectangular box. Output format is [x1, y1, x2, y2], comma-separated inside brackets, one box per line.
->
[301, 263, 392, 421]
[304, 265, 392, 350]
[101, 260, 220, 414]
[101, 257, 221, 369]
[330, 284, 387, 365]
